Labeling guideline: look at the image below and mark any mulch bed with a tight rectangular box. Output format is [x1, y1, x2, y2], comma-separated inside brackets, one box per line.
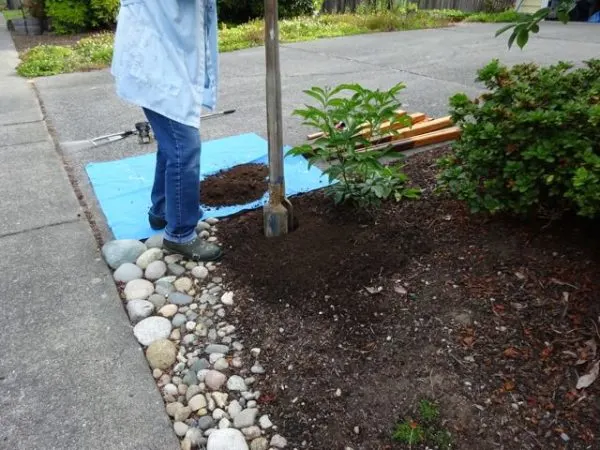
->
[200, 163, 268, 207]
[10, 31, 97, 53]
[217, 147, 600, 450]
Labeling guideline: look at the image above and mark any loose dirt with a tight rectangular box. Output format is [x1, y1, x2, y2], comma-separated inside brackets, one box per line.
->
[200, 163, 268, 207]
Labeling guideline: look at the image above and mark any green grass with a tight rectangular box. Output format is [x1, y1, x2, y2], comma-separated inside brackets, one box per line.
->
[15, 9, 522, 78]
[393, 399, 453, 449]
[464, 9, 527, 22]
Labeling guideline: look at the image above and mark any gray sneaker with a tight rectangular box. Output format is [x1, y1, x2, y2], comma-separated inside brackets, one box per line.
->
[163, 236, 222, 262]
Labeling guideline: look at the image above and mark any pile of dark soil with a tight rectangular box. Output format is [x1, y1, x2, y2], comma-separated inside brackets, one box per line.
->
[200, 163, 268, 207]
[217, 148, 600, 450]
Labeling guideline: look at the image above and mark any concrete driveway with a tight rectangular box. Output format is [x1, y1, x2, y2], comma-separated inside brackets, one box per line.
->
[33, 21, 600, 242]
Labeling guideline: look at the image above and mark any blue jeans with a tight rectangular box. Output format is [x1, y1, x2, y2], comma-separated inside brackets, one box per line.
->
[143, 107, 202, 244]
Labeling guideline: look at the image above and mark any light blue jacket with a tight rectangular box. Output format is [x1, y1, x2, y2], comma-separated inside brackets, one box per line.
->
[111, 0, 219, 129]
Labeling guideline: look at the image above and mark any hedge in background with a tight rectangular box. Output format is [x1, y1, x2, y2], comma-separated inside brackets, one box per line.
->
[217, 0, 314, 24]
[438, 59, 600, 219]
[46, 0, 117, 34]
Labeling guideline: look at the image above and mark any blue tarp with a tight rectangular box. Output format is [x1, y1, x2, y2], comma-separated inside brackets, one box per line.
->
[85, 132, 331, 240]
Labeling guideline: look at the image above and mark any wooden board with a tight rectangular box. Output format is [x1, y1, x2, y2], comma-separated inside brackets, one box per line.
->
[306, 108, 408, 140]
[359, 116, 453, 148]
[364, 126, 461, 153]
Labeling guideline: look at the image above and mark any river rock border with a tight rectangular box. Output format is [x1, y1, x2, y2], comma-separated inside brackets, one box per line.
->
[101, 218, 287, 450]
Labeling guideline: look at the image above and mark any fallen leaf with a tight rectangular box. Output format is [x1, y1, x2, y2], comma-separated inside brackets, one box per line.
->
[503, 380, 515, 391]
[462, 336, 475, 347]
[503, 347, 520, 358]
[492, 304, 506, 315]
[576, 361, 599, 390]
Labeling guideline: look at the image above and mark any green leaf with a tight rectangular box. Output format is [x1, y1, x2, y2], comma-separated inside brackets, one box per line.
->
[495, 23, 517, 37]
[516, 29, 529, 49]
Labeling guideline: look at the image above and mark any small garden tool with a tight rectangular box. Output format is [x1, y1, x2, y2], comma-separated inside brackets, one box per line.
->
[61, 109, 236, 152]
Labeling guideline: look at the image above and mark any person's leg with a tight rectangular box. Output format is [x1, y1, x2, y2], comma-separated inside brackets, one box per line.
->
[144, 108, 167, 230]
[143, 108, 221, 261]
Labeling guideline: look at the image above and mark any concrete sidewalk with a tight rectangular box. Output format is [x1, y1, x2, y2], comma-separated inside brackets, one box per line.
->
[0, 17, 179, 450]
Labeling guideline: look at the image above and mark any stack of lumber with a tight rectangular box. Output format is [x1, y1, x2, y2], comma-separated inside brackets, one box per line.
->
[306, 109, 460, 152]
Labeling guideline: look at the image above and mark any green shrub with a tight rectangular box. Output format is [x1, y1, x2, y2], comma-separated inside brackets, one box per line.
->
[89, 0, 118, 28]
[17, 45, 75, 76]
[288, 83, 420, 209]
[438, 59, 600, 219]
[218, 0, 314, 23]
[46, 0, 89, 34]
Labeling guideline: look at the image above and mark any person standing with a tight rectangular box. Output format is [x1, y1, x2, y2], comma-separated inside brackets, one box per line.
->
[110, 0, 222, 261]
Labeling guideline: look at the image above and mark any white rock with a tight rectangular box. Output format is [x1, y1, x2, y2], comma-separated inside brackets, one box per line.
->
[189, 394, 208, 411]
[136, 248, 164, 269]
[250, 438, 269, 450]
[233, 408, 258, 429]
[242, 426, 261, 439]
[192, 265, 209, 280]
[186, 321, 197, 332]
[114, 263, 143, 283]
[209, 353, 225, 364]
[218, 418, 231, 429]
[166, 402, 183, 417]
[258, 415, 272, 430]
[133, 316, 172, 346]
[205, 370, 227, 390]
[145, 260, 167, 281]
[185, 428, 204, 446]
[227, 375, 247, 392]
[158, 304, 178, 318]
[221, 292, 234, 306]
[227, 400, 243, 418]
[145, 233, 163, 249]
[101, 240, 147, 269]
[212, 408, 226, 420]
[206, 217, 219, 225]
[174, 421, 189, 437]
[214, 358, 229, 371]
[126, 299, 154, 323]
[270, 434, 288, 449]
[207, 429, 248, 450]
[212, 392, 228, 409]
[250, 348, 261, 358]
[164, 383, 178, 396]
[124, 279, 155, 300]
[175, 277, 193, 292]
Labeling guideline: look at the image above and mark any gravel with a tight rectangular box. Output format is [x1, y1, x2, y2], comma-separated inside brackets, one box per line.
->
[133, 316, 172, 346]
[136, 248, 164, 269]
[126, 299, 154, 323]
[124, 279, 155, 301]
[233, 408, 258, 429]
[113, 263, 143, 283]
[101, 239, 147, 269]
[101, 235, 287, 450]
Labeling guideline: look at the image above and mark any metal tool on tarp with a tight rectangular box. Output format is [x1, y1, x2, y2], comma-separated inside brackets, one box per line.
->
[61, 109, 236, 152]
[263, 0, 294, 237]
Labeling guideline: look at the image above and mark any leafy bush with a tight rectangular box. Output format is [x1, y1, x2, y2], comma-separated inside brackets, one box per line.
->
[218, 0, 314, 23]
[17, 33, 113, 76]
[288, 83, 420, 209]
[46, 0, 89, 34]
[89, 0, 118, 28]
[438, 59, 600, 219]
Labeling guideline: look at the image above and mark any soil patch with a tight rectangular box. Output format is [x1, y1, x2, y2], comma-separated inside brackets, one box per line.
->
[201, 163, 268, 207]
[217, 148, 600, 450]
